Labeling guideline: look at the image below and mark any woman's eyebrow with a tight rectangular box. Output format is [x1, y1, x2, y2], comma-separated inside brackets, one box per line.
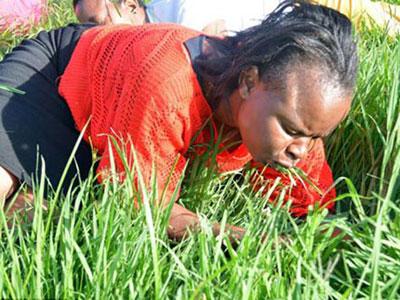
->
[281, 116, 312, 136]
[284, 118, 333, 138]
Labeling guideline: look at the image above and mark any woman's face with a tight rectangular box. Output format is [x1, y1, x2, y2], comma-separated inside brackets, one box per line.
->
[75, 0, 146, 26]
[236, 65, 351, 168]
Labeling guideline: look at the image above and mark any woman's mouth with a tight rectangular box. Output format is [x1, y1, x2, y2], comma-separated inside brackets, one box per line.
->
[259, 157, 293, 169]
[274, 160, 293, 168]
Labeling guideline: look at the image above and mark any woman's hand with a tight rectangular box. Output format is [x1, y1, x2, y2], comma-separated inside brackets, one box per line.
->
[167, 203, 246, 244]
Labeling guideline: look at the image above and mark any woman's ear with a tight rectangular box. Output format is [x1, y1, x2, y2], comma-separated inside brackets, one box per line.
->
[124, 0, 140, 13]
[238, 66, 260, 99]
[122, 0, 146, 24]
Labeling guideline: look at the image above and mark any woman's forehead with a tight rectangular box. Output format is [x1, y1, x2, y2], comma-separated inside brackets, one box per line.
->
[271, 63, 347, 103]
[271, 66, 351, 134]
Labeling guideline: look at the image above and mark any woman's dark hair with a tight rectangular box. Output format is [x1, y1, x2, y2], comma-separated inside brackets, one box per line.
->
[197, 0, 358, 103]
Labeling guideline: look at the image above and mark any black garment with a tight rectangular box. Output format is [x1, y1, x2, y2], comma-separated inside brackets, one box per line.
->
[184, 35, 211, 105]
[0, 23, 95, 193]
[184, 35, 223, 111]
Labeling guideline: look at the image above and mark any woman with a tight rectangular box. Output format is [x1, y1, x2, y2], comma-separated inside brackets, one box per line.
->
[0, 1, 358, 240]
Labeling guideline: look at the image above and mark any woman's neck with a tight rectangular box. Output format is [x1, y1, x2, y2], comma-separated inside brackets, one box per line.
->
[213, 95, 234, 128]
[213, 88, 243, 128]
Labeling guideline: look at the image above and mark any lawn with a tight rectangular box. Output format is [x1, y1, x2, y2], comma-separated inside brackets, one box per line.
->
[0, 0, 399, 299]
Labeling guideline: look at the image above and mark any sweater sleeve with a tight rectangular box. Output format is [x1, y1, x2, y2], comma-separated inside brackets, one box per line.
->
[58, 25, 201, 205]
[94, 49, 199, 204]
[96, 74, 190, 204]
[251, 138, 336, 217]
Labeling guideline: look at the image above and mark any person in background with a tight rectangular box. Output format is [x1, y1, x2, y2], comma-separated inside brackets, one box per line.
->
[72, 0, 146, 26]
[74, 0, 400, 35]
[0, 0, 47, 35]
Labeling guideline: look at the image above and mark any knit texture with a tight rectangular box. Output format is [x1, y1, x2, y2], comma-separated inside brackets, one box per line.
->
[59, 24, 335, 215]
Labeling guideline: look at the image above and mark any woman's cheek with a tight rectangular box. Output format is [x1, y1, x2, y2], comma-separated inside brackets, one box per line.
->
[267, 119, 288, 154]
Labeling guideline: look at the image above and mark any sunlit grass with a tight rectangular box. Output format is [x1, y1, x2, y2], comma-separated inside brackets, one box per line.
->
[0, 0, 399, 298]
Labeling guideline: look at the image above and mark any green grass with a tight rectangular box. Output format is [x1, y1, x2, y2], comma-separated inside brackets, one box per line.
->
[0, 0, 399, 298]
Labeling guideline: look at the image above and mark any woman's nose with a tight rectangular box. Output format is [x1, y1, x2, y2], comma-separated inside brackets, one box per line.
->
[285, 138, 309, 163]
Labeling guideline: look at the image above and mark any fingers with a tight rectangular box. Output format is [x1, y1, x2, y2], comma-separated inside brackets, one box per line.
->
[167, 203, 199, 240]
[0, 166, 19, 203]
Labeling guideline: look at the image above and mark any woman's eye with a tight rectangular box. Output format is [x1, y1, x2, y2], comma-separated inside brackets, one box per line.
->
[285, 127, 298, 136]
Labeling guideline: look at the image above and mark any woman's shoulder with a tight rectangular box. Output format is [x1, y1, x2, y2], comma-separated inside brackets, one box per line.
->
[74, 23, 201, 66]
[61, 21, 207, 113]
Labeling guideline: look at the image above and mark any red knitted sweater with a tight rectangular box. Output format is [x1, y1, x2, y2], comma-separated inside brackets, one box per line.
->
[59, 24, 336, 216]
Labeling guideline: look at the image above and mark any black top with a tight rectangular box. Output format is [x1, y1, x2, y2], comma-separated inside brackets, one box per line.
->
[184, 35, 218, 109]
[0, 23, 95, 193]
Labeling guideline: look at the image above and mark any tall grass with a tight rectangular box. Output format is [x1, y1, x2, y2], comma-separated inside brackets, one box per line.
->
[0, 0, 399, 298]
